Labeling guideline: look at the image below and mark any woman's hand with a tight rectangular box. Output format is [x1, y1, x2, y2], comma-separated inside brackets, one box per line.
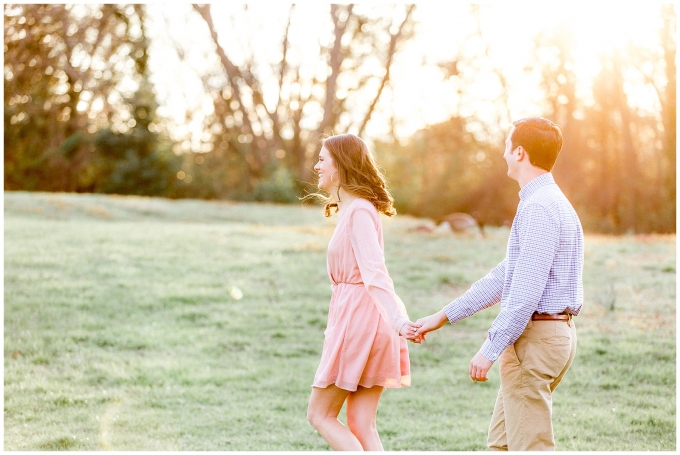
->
[413, 310, 449, 340]
[399, 320, 424, 343]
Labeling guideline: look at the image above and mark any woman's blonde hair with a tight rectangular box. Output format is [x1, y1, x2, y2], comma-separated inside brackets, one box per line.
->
[305, 133, 396, 218]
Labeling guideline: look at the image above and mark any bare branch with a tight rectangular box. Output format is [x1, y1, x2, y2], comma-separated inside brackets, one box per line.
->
[277, 5, 294, 108]
[192, 4, 254, 137]
[315, 4, 354, 138]
[472, 6, 511, 130]
[358, 4, 416, 136]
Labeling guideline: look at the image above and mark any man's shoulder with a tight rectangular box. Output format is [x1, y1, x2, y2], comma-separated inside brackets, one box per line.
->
[524, 183, 582, 229]
[525, 183, 566, 208]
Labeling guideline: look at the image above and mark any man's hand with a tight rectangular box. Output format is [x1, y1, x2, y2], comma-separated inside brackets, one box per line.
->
[413, 310, 449, 341]
[469, 351, 493, 382]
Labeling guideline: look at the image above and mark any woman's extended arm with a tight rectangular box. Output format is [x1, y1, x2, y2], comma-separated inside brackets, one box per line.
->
[349, 207, 420, 340]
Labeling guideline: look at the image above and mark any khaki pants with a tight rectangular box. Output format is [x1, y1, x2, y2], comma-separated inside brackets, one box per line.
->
[487, 318, 577, 451]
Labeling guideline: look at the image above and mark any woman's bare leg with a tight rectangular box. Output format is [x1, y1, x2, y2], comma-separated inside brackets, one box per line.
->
[308, 385, 363, 451]
[346, 385, 385, 451]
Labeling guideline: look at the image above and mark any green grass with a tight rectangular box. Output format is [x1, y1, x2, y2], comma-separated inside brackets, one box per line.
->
[4, 191, 676, 450]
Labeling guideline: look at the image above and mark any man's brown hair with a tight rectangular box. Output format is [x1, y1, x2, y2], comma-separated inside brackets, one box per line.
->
[510, 117, 563, 171]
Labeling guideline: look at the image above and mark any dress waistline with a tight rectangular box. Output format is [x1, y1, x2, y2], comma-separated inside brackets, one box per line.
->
[332, 281, 364, 286]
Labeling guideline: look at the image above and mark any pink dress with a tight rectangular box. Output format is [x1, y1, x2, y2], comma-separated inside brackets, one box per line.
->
[313, 198, 411, 391]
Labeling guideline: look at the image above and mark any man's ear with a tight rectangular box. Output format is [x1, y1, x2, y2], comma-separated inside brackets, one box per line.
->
[516, 146, 526, 161]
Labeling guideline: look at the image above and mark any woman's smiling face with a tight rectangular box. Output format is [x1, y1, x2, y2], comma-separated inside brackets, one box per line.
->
[314, 146, 338, 192]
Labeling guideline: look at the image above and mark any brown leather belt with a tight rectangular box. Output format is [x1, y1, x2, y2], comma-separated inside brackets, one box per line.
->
[532, 312, 572, 321]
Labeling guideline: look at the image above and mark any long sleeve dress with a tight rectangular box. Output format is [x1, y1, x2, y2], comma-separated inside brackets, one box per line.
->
[312, 198, 411, 392]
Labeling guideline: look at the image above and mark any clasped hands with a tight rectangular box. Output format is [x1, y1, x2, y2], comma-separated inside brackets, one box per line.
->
[399, 309, 448, 343]
[400, 310, 494, 382]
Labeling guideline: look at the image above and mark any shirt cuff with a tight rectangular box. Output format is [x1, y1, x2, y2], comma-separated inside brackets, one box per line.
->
[479, 338, 502, 363]
[443, 301, 466, 324]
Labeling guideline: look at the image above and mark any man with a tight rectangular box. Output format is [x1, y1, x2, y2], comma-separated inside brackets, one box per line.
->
[414, 117, 584, 451]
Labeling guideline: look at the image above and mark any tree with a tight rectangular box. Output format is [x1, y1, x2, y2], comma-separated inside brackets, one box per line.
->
[166, 4, 416, 200]
[88, 6, 182, 197]
[376, 5, 675, 234]
[4, 4, 169, 193]
[657, 4, 676, 230]
[531, 6, 676, 233]
[376, 116, 517, 226]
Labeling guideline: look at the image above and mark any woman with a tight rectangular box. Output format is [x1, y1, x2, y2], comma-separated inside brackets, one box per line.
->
[306, 133, 421, 451]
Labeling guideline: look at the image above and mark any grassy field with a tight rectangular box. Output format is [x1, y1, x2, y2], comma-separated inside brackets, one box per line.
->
[4, 191, 676, 450]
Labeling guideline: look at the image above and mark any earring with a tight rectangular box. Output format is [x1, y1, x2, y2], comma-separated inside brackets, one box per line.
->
[330, 171, 339, 187]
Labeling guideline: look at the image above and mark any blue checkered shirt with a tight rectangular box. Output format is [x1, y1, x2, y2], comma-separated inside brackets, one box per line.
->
[443, 173, 584, 362]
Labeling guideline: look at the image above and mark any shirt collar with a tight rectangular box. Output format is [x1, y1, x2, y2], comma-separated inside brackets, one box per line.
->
[518, 173, 555, 201]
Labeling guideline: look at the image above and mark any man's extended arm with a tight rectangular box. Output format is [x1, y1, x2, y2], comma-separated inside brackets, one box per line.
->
[443, 259, 506, 323]
[414, 259, 506, 338]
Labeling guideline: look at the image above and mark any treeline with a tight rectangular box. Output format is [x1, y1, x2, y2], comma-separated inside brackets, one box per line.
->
[5, 4, 417, 202]
[4, 4, 676, 233]
[379, 10, 676, 234]
[5, 5, 188, 197]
